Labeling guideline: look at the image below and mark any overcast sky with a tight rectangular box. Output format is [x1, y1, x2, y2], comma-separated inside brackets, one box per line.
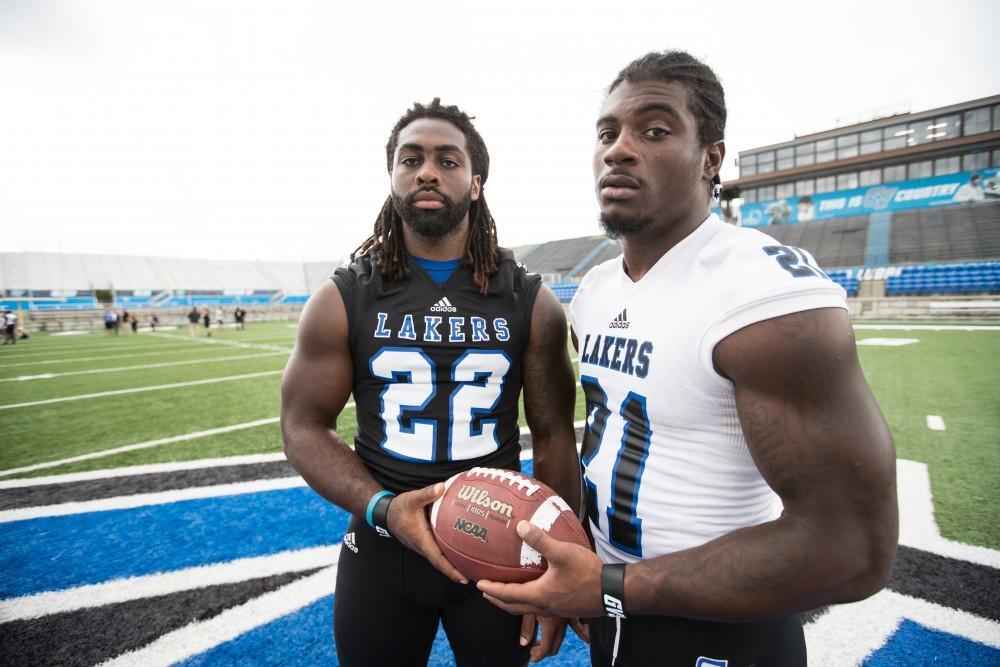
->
[1, 0, 998, 263]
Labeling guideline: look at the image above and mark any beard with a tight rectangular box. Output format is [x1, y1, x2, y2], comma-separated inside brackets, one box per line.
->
[392, 187, 472, 239]
[599, 211, 655, 239]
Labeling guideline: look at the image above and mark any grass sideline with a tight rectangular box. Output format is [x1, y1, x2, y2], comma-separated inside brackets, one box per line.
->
[1, 320, 997, 550]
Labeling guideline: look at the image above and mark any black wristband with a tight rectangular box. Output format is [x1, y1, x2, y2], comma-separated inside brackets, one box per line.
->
[601, 563, 627, 618]
[371, 493, 395, 538]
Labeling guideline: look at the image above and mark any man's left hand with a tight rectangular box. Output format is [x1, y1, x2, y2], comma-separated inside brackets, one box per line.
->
[519, 614, 572, 663]
[478, 520, 604, 618]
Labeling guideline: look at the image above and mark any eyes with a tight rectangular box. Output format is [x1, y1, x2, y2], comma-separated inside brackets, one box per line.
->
[399, 156, 461, 169]
[597, 126, 671, 144]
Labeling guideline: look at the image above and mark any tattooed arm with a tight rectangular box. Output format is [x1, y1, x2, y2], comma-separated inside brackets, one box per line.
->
[478, 307, 897, 621]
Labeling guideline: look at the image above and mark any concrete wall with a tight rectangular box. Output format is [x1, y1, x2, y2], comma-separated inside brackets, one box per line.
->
[847, 296, 1000, 320]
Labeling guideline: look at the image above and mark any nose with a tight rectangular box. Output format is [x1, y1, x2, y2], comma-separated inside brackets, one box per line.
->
[416, 161, 440, 186]
[602, 132, 638, 166]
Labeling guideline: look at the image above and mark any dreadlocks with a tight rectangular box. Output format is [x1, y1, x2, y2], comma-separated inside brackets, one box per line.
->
[352, 98, 500, 295]
[609, 51, 727, 195]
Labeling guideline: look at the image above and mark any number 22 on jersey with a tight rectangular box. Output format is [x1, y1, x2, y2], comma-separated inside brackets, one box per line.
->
[369, 347, 512, 463]
[580, 375, 652, 557]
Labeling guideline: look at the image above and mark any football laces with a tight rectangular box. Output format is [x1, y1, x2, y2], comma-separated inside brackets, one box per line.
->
[467, 467, 541, 496]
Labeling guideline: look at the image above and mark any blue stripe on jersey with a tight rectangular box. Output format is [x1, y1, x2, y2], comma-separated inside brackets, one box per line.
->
[412, 255, 461, 284]
[0, 487, 346, 598]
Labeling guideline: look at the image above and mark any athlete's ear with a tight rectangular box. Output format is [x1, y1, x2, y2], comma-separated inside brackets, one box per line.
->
[470, 174, 481, 202]
[703, 140, 725, 183]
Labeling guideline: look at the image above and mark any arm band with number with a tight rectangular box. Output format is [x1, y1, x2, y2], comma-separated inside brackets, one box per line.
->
[601, 563, 627, 618]
[365, 490, 396, 538]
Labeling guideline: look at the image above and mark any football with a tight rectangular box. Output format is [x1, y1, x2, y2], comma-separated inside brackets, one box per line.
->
[429, 466, 589, 583]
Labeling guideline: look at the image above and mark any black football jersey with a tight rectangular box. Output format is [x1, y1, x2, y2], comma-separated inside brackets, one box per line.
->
[332, 249, 542, 493]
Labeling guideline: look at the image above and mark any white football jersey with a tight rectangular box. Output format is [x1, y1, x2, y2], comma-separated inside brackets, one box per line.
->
[570, 215, 847, 564]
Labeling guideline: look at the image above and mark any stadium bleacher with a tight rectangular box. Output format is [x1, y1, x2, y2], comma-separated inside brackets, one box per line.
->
[761, 215, 869, 269]
[890, 201, 1000, 265]
[516, 237, 612, 279]
[0, 252, 331, 312]
[0, 296, 100, 311]
[511, 200, 1000, 304]
[824, 269, 860, 297]
[3, 201, 999, 314]
[885, 261, 1000, 296]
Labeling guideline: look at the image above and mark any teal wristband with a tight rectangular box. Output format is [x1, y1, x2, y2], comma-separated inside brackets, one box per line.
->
[365, 490, 395, 533]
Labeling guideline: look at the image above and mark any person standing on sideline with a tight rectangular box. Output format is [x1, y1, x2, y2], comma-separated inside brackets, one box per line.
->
[103, 308, 116, 336]
[150, 313, 160, 333]
[3, 310, 17, 344]
[281, 99, 581, 666]
[201, 306, 212, 337]
[187, 306, 200, 337]
[477, 51, 898, 667]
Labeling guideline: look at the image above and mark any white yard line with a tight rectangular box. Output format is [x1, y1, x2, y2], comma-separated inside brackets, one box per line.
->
[805, 589, 1000, 666]
[0, 403, 355, 480]
[897, 459, 1000, 568]
[0, 351, 287, 382]
[0, 477, 308, 523]
[0, 546, 338, 622]
[853, 324, 1000, 331]
[207, 332, 297, 341]
[856, 338, 920, 347]
[0, 421, 279, 480]
[97, 566, 337, 667]
[0, 346, 248, 369]
[0, 370, 283, 411]
[0, 453, 287, 489]
[150, 332, 291, 353]
[1, 340, 200, 356]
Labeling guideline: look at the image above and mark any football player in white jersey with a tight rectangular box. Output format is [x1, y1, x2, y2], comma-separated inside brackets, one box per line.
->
[478, 51, 898, 666]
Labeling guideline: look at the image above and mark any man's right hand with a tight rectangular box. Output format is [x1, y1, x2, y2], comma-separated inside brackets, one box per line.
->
[387, 482, 469, 585]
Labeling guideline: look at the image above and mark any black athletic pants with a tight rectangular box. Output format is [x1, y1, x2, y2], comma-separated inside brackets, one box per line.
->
[587, 612, 805, 667]
[334, 515, 531, 667]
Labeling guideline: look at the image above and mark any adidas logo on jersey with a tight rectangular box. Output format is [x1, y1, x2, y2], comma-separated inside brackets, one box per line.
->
[608, 309, 629, 329]
[343, 532, 358, 554]
[430, 297, 457, 313]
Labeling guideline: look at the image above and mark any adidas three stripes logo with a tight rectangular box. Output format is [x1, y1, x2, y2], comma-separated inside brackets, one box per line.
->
[609, 308, 629, 329]
[429, 297, 457, 313]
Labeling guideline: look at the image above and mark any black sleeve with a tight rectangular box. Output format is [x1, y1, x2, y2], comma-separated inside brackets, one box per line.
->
[330, 267, 357, 339]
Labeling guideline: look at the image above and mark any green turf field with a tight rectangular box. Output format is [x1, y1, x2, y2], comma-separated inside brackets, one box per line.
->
[1, 320, 997, 550]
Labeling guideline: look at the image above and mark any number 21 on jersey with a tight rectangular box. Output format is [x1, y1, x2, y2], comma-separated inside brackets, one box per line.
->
[369, 347, 511, 463]
[580, 374, 652, 557]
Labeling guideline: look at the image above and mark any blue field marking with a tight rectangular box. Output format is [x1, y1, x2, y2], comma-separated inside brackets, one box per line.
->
[0, 487, 347, 598]
[862, 619, 1000, 665]
[178, 596, 338, 667]
[179, 593, 593, 666]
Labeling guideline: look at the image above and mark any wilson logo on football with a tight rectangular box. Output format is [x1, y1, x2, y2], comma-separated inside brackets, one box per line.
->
[453, 517, 489, 542]
[457, 484, 515, 518]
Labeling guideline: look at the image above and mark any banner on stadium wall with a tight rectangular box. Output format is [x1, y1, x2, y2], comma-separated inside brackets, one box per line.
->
[739, 168, 1000, 227]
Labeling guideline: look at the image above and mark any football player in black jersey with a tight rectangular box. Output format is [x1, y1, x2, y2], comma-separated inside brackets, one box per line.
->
[281, 99, 581, 666]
